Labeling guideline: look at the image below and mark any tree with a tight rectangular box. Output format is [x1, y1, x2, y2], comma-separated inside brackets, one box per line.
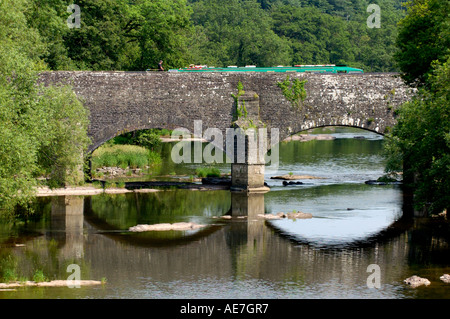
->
[0, 0, 90, 215]
[61, 0, 131, 70]
[385, 58, 449, 214]
[188, 0, 291, 67]
[395, 0, 450, 87]
[384, 0, 449, 215]
[270, 1, 403, 71]
[35, 85, 91, 188]
[124, 0, 193, 70]
[25, 0, 77, 70]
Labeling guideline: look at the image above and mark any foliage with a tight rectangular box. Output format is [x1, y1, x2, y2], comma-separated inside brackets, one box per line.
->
[395, 0, 450, 87]
[277, 75, 307, 109]
[270, 2, 404, 71]
[25, 0, 192, 71]
[231, 81, 247, 119]
[111, 129, 162, 151]
[188, 0, 292, 67]
[0, 0, 90, 215]
[126, 0, 193, 70]
[91, 144, 161, 170]
[32, 270, 48, 283]
[19, 0, 408, 71]
[384, 57, 450, 214]
[195, 167, 221, 178]
[0, 254, 18, 282]
[36, 85, 91, 187]
[385, 0, 449, 215]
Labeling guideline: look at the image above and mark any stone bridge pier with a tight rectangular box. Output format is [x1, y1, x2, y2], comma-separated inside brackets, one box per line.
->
[228, 91, 272, 193]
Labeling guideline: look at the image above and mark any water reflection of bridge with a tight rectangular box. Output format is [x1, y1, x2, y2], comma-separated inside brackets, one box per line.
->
[43, 192, 431, 297]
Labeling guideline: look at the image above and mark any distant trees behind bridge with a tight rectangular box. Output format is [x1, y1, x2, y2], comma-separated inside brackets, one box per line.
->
[24, 0, 405, 72]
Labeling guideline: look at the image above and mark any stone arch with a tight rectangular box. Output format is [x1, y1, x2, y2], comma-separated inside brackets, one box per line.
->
[87, 124, 175, 154]
[283, 123, 386, 141]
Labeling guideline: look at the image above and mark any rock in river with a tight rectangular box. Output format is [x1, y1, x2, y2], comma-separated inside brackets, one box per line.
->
[404, 275, 431, 288]
[129, 222, 206, 232]
[271, 174, 324, 180]
[282, 181, 304, 186]
[258, 211, 312, 220]
[440, 274, 450, 283]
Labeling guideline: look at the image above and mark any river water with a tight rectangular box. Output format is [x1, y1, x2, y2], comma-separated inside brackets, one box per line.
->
[1, 127, 450, 299]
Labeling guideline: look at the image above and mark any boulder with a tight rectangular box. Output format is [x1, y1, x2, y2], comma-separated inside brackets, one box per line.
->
[440, 274, 450, 283]
[286, 212, 313, 219]
[404, 275, 431, 288]
[129, 222, 206, 232]
[257, 211, 312, 219]
[271, 174, 323, 180]
[257, 214, 283, 219]
[282, 181, 304, 186]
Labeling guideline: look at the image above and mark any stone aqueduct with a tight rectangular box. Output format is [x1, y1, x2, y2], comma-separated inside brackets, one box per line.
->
[39, 71, 413, 190]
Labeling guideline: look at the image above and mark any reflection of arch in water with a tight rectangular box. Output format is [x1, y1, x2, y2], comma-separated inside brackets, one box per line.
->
[263, 125, 386, 170]
[83, 196, 226, 248]
[265, 213, 414, 250]
[263, 173, 416, 250]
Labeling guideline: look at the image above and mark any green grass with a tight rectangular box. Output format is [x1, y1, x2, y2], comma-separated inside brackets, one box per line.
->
[32, 270, 47, 283]
[195, 167, 221, 178]
[2, 268, 18, 282]
[91, 144, 161, 170]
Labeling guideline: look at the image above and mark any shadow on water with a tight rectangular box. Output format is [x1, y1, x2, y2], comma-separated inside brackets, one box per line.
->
[2, 129, 450, 299]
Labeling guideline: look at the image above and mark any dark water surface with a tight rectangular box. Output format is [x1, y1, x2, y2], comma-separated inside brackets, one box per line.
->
[1, 128, 450, 299]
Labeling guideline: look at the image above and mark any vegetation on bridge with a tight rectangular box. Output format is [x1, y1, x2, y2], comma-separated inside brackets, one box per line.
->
[277, 75, 308, 109]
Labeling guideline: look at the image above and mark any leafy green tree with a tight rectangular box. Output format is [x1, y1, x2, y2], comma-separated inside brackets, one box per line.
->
[61, 0, 131, 70]
[0, 0, 90, 215]
[27, 0, 193, 71]
[385, 58, 449, 214]
[124, 0, 193, 70]
[35, 86, 91, 187]
[25, 0, 77, 70]
[271, 2, 403, 71]
[188, 0, 292, 67]
[395, 0, 450, 86]
[385, 0, 449, 215]
[0, 0, 48, 212]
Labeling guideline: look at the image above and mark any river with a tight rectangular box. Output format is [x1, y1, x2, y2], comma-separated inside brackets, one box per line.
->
[1, 127, 450, 299]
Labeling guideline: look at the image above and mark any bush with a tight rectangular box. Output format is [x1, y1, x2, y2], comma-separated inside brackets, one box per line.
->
[196, 167, 221, 178]
[91, 145, 161, 170]
[32, 270, 47, 283]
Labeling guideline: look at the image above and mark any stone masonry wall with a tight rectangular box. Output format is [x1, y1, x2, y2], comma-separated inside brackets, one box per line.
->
[38, 71, 414, 152]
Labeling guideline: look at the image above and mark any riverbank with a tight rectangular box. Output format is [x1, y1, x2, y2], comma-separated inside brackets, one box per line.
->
[35, 180, 230, 197]
[0, 280, 103, 289]
[35, 186, 161, 197]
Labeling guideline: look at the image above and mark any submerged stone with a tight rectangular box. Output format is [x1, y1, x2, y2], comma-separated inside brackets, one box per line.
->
[404, 275, 431, 288]
[257, 211, 312, 219]
[440, 274, 450, 283]
[129, 222, 206, 232]
[271, 174, 324, 180]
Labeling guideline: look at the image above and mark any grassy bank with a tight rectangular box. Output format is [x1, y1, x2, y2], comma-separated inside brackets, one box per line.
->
[91, 144, 161, 176]
[195, 167, 221, 178]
